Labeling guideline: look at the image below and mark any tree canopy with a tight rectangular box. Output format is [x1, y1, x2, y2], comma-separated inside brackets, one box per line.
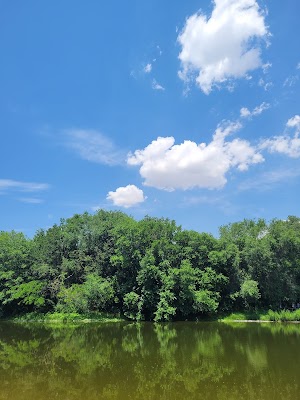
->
[1, 211, 300, 321]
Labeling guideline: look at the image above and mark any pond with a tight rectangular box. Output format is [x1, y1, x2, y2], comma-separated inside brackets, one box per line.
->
[0, 321, 299, 400]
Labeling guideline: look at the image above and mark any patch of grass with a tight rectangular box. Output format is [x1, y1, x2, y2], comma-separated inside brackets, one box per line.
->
[8, 312, 125, 323]
[221, 311, 261, 321]
[221, 309, 300, 322]
[266, 309, 300, 322]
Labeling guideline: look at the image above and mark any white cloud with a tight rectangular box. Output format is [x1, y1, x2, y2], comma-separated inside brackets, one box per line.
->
[240, 102, 270, 118]
[65, 129, 124, 165]
[239, 168, 300, 191]
[283, 75, 299, 87]
[262, 62, 272, 73]
[18, 197, 44, 204]
[287, 115, 300, 130]
[297, 62, 300, 70]
[0, 179, 50, 193]
[107, 185, 146, 208]
[261, 137, 300, 158]
[132, 47, 162, 79]
[152, 79, 165, 91]
[264, 82, 273, 91]
[240, 108, 251, 118]
[178, 0, 269, 94]
[157, 45, 163, 56]
[183, 194, 235, 215]
[258, 78, 273, 91]
[260, 115, 300, 158]
[128, 121, 264, 191]
[144, 63, 152, 73]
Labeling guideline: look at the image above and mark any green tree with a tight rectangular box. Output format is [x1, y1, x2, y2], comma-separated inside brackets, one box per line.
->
[240, 279, 261, 309]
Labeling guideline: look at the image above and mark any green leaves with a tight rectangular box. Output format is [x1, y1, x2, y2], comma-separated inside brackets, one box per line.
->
[193, 290, 219, 314]
[1, 212, 300, 320]
[123, 292, 142, 320]
[56, 274, 115, 314]
[7, 281, 46, 307]
[240, 279, 261, 309]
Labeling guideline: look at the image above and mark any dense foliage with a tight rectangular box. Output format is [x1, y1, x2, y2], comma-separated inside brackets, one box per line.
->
[0, 211, 300, 321]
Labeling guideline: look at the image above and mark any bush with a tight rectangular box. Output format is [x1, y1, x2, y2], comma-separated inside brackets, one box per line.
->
[123, 292, 142, 320]
[267, 309, 300, 322]
[240, 280, 260, 309]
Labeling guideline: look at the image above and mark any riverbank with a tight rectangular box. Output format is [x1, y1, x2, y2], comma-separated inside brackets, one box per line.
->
[1, 312, 125, 323]
[2, 309, 300, 324]
[219, 309, 300, 323]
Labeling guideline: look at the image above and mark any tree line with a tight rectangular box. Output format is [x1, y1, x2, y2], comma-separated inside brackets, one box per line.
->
[0, 210, 299, 321]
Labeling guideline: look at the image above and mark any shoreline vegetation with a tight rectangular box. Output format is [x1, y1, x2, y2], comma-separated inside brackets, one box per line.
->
[2, 309, 300, 324]
[220, 309, 300, 323]
[5, 312, 125, 323]
[1, 210, 300, 322]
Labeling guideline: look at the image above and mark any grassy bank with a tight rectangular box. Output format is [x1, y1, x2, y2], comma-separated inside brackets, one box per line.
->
[2, 312, 125, 323]
[3, 309, 300, 323]
[220, 309, 300, 322]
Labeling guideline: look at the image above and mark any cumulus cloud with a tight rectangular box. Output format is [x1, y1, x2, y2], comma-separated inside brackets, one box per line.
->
[65, 129, 124, 166]
[240, 102, 270, 118]
[0, 179, 50, 193]
[107, 185, 146, 208]
[260, 115, 300, 158]
[128, 122, 264, 190]
[178, 0, 269, 94]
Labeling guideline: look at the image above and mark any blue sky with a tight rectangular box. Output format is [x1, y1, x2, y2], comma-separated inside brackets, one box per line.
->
[1, 0, 299, 236]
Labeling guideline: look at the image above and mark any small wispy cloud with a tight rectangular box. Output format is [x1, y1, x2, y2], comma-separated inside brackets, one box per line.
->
[182, 195, 236, 216]
[0, 179, 50, 194]
[64, 129, 125, 166]
[260, 115, 300, 158]
[258, 78, 273, 91]
[240, 102, 271, 118]
[239, 168, 300, 191]
[91, 204, 105, 212]
[283, 75, 299, 88]
[183, 194, 225, 207]
[131, 45, 163, 79]
[144, 63, 152, 73]
[262, 62, 272, 74]
[152, 79, 165, 91]
[18, 197, 44, 204]
[287, 115, 300, 130]
[282, 62, 300, 88]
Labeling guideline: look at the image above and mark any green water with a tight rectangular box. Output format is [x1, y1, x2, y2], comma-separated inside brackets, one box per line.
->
[0, 321, 299, 400]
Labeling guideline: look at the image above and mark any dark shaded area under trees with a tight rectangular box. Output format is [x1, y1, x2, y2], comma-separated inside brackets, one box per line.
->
[0, 211, 300, 321]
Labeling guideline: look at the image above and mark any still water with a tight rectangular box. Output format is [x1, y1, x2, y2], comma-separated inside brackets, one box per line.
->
[0, 321, 299, 400]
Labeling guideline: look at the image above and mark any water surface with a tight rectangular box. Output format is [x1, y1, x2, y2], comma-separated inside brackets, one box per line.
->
[0, 321, 299, 400]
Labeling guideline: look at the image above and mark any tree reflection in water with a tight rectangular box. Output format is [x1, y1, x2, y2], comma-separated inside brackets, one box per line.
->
[0, 321, 299, 400]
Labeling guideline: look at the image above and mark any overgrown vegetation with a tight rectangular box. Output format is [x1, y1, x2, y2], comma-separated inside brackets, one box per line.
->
[222, 309, 300, 322]
[1, 211, 300, 321]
